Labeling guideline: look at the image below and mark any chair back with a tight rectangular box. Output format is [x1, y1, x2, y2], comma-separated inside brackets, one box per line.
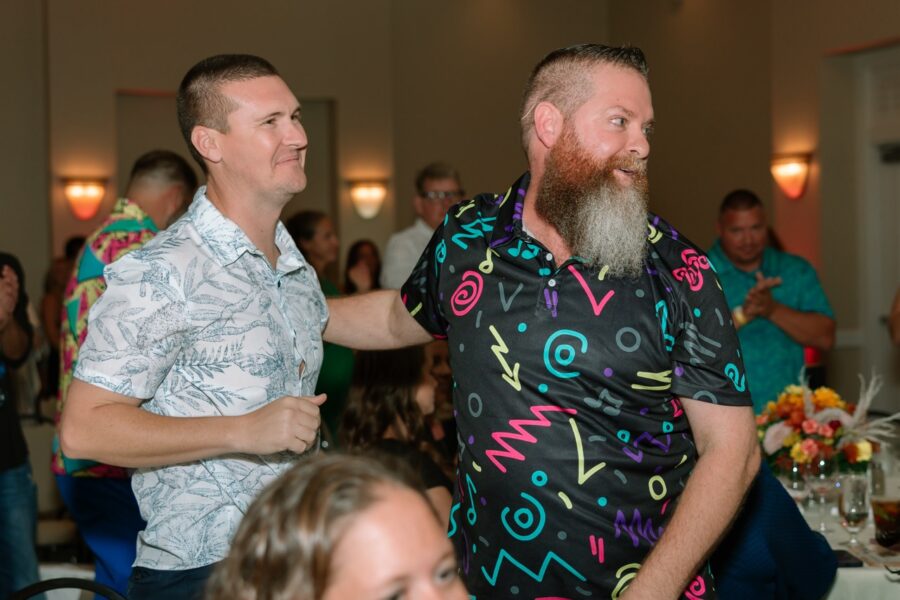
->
[9, 577, 127, 600]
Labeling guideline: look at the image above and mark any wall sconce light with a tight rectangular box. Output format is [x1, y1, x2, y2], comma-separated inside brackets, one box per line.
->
[64, 179, 107, 220]
[770, 154, 811, 200]
[348, 180, 387, 219]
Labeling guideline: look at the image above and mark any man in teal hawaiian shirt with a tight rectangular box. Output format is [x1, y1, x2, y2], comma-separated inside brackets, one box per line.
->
[708, 189, 835, 413]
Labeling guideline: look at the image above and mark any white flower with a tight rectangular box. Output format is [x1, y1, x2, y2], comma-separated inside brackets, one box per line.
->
[763, 422, 794, 455]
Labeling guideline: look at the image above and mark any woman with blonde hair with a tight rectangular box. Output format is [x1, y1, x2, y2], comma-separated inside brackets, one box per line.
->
[206, 453, 466, 600]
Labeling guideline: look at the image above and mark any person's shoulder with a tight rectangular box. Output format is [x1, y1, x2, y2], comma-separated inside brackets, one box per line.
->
[105, 219, 196, 281]
[646, 212, 709, 262]
[442, 191, 505, 231]
[768, 247, 815, 272]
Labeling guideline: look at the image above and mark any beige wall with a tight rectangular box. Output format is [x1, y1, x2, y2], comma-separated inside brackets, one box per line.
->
[34, 0, 612, 278]
[1, 1, 49, 303]
[606, 0, 900, 398]
[608, 0, 773, 248]
[45, 0, 395, 271]
[391, 0, 610, 225]
[771, 0, 900, 395]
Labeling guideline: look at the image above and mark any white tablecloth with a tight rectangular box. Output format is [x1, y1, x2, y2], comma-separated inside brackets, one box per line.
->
[816, 476, 900, 599]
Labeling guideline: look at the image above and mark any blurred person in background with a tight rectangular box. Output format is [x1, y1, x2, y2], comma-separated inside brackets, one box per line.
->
[39, 236, 84, 400]
[0, 251, 40, 599]
[380, 162, 464, 289]
[339, 345, 453, 525]
[343, 239, 381, 295]
[708, 189, 835, 412]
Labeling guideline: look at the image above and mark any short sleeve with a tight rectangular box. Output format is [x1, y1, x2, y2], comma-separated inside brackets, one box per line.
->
[667, 253, 752, 407]
[74, 252, 188, 399]
[400, 223, 450, 338]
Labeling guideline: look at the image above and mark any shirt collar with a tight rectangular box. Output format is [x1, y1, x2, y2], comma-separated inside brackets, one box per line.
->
[115, 198, 159, 232]
[486, 171, 532, 249]
[709, 239, 774, 276]
[188, 186, 307, 272]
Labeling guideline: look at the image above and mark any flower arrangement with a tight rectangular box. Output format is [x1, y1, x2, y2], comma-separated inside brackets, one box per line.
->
[756, 374, 899, 473]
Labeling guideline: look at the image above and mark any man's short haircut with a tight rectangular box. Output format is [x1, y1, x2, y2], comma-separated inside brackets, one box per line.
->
[414, 162, 461, 195]
[128, 150, 198, 193]
[176, 54, 280, 172]
[719, 189, 763, 216]
[520, 44, 649, 151]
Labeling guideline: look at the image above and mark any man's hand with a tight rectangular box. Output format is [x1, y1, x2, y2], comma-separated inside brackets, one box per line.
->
[236, 394, 326, 455]
[62, 379, 327, 468]
[742, 272, 782, 319]
[0, 265, 19, 331]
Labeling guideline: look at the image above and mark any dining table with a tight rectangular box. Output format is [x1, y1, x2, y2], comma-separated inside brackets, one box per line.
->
[813, 473, 900, 600]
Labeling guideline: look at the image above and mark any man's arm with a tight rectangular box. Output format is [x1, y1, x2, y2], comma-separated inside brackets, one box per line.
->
[623, 400, 759, 599]
[60, 378, 325, 468]
[743, 273, 835, 349]
[324, 289, 432, 349]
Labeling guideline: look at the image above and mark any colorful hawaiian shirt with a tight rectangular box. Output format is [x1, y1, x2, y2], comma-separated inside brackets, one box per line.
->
[401, 173, 751, 598]
[53, 198, 158, 477]
[73, 187, 327, 570]
[707, 241, 833, 413]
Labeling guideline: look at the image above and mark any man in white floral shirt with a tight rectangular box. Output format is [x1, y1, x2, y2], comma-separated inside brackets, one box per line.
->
[60, 54, 327, 600]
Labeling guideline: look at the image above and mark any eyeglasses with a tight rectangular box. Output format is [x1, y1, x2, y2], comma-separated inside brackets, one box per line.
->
[420, 190, 465, 202]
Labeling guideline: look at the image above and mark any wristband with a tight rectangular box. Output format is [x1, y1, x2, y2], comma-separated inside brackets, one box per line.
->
[733, 306, 748, 328]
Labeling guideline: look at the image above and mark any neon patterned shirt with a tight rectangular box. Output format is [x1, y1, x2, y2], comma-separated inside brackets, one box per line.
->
[401, 173, 751, 598]
[53, 197, 158, 478]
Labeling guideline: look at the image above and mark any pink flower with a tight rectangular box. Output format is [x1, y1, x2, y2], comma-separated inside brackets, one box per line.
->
[800, 438, 819, 457]
[801, 419, 819, 435]
[818, 423, 834, 438]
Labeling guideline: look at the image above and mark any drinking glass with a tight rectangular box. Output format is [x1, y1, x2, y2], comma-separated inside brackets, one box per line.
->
[838, 473, 869, 546]
[804, 453, 837, 533]
[779, 460, 808, 503]
[871, 496, 900, 549]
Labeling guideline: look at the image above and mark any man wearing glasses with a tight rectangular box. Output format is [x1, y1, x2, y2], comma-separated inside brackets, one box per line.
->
[380, 162, 464, 288]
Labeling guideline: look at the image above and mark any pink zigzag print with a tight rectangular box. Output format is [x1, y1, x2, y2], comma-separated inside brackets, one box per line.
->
[485, 405, 577, 473]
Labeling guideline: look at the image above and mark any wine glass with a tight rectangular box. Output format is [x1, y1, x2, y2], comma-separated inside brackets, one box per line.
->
[804, 452, 837, 533]
[838, 473, 869, 546]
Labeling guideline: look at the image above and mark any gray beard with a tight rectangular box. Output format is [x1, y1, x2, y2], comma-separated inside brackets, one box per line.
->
[535, 146, 649, 279]
[562, 183, 648, 278]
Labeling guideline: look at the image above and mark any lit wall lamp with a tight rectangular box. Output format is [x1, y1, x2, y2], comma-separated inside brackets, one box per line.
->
[770, 154, 811, 200]
[348, 180, 388, 219]
[64, 178, 107, 220]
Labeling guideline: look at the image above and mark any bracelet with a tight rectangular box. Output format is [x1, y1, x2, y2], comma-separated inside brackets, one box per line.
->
[733, 306, 748, 328]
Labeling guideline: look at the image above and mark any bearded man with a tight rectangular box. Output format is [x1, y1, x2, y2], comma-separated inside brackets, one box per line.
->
[325, 44, 758, 599]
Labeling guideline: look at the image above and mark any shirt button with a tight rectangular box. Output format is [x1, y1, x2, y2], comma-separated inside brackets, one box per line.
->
[545, 252, 553, 261]
[277, 281, 281, 288]
[548, 279, 557, 287]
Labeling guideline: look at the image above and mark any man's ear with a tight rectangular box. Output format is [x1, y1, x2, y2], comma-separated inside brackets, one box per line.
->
[191, 126, 222, 165]
[533, 101, 563, 149]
